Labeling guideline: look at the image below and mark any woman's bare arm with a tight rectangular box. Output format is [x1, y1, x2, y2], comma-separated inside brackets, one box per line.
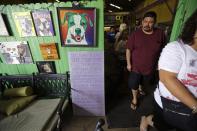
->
[159, 69, 197, 109]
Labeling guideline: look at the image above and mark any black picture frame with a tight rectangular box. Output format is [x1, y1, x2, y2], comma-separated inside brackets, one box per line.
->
[57, 7, 96, 47]
[0, 13, 10, 36]
[36, 61, 56, 74]
[31, 10, 55, 36]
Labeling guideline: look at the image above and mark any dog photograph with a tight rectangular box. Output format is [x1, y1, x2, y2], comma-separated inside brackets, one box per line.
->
[0, 41, 33, 64]
[32, 10, 54, 36]
[58, 7, 96, 47]
[36, 61, 56, 74]
[12, 12, 36, 37]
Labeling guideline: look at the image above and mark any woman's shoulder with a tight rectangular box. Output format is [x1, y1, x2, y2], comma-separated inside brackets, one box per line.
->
[161, 41, 184, 57]
[164, 41, 181, 50]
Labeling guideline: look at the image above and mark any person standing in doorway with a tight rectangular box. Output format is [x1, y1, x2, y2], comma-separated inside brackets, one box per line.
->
[126, 11, 166, 110]
[114, 23, 127, 49]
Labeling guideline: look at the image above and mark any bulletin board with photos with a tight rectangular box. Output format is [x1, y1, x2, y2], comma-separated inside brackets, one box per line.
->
[0, 2, 101, 76]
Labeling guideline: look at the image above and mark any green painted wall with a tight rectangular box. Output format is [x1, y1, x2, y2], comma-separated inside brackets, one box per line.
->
[170, 0, 197, 41]
[0, 1, 104, 75]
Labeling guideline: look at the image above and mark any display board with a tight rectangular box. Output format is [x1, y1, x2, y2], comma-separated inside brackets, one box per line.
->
[68, 51, 105, 116]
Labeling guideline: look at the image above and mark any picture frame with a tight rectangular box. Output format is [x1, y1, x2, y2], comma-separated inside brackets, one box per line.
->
[12, 12, 36, 37]
[32, 10, 55, 36]
[57, 7, 96, 47]
[36, 61, 56, 74]
[0, 41, 33, 64]
[39, 43, 59, 60]
[0, 13, 9, 36]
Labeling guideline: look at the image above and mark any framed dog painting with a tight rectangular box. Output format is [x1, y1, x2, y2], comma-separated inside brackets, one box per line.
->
[36, 61, 56, 74]
[57, 7, 96, 47]
[12, 12, 36, 37]
[32, 10, 55, 36]
[0, 41, 33, 64]
[39, 43, 59, 60]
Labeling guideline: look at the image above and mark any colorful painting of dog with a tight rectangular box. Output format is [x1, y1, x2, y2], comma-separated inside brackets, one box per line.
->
[58, 8, 96, 46]
[12, 12, 36, 37]
[32, 10, 54, 36]
[0, 41, 33, 64]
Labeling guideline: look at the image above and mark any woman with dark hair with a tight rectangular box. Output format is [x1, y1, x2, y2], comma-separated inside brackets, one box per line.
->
[140, 9, 197, 131]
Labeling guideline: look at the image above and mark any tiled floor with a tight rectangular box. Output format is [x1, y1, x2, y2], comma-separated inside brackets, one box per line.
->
[62, 116, 140, 131]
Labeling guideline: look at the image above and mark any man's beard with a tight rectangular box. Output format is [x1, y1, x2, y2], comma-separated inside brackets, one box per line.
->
[143, 26, 153, 32]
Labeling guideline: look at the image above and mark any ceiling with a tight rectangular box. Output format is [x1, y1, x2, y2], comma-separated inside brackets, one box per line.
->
[104, 0, 144, 12]
[0, 0, 144, 13]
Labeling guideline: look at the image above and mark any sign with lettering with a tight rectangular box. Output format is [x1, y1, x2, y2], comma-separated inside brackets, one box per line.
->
[68, 51, 105, 116]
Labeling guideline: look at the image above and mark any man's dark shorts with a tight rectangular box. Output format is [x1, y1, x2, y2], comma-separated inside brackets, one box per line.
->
[128, 71, 158, 92]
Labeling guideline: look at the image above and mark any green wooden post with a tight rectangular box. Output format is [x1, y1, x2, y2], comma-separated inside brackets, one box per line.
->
[170, 0, 197, 42]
